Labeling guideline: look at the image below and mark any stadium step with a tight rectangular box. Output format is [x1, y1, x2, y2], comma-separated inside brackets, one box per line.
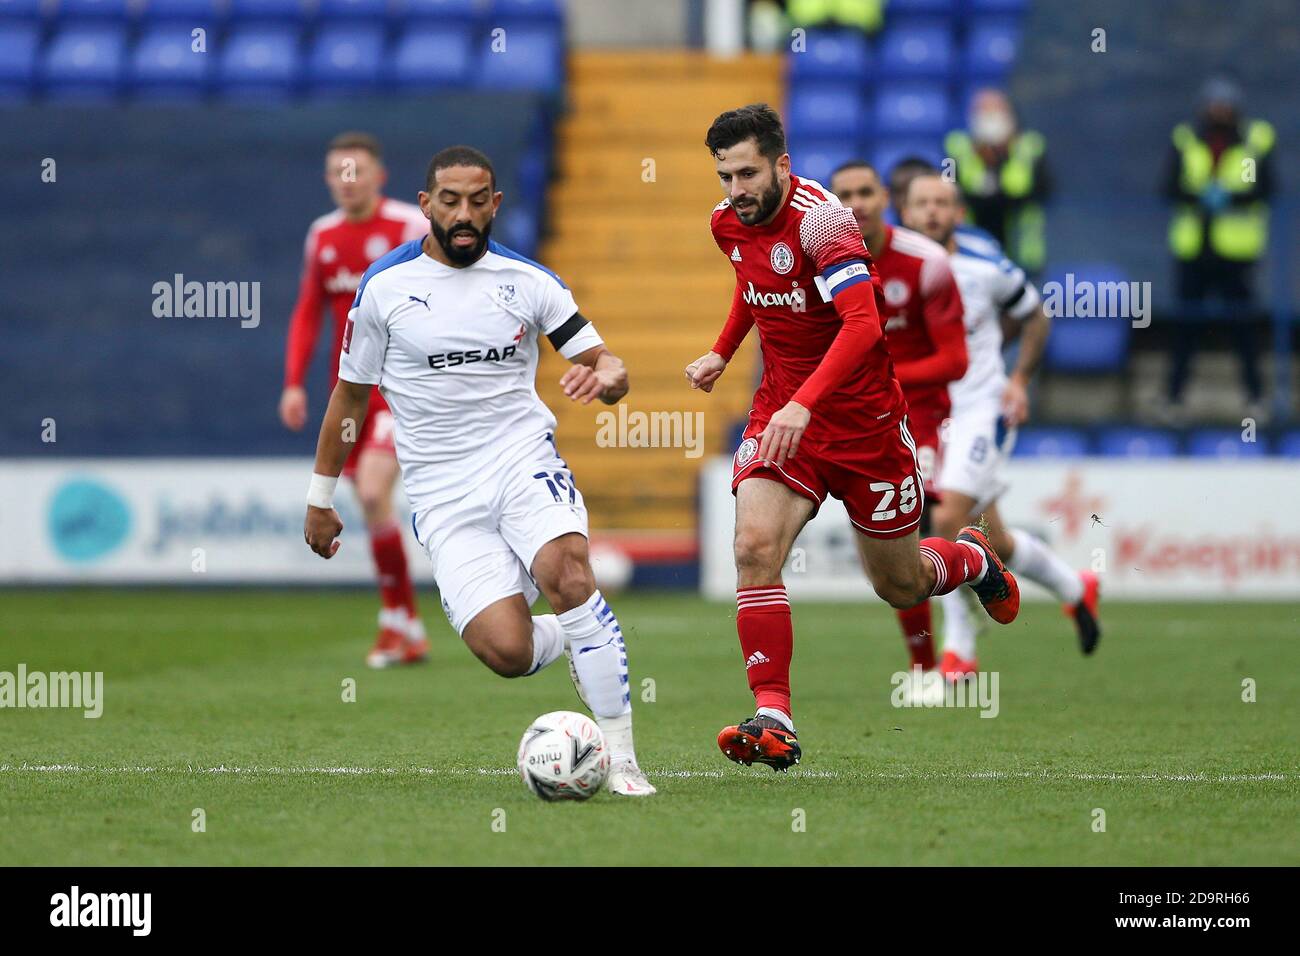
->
[538, 49, 780, 532]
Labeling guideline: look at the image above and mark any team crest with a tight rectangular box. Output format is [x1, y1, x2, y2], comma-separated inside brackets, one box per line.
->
[364, 235, 391, 261]
[320, 244, 337, 264]
[770, 242, 794, 275]
[735, 437, 759, 468]
[497, 283, 518, 305]
[884, 278, 910, 306]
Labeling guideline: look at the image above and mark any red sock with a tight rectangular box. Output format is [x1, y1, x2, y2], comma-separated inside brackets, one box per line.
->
[896, 601, 936, 669]
[370, 521, 417, 617]
[918, 537, 986, 596]
[736, 586, 794, 718]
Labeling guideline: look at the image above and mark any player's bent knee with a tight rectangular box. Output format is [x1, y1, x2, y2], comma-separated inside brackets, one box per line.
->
[462, 602, 534, 677]
[733, 528, 783, 579]
[533, 535, 596, 610]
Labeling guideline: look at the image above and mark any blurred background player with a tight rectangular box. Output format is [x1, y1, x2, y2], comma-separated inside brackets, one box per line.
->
[944, 90, 1051, 277]
[687, 106, 1020, 770]
[903, 173, 1101, 677]
[1163, 76, 1276, 422]
[303, 146, 654, 796]
[280, 131, 431, 668]
[830, 160, 968, 675]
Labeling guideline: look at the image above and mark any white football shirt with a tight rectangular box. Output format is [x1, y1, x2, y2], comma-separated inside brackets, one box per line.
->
[948, 232, 1041, 415]
[338, 238, 602, 509]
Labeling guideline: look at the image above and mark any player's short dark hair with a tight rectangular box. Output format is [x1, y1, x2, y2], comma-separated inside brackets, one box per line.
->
[907, 170, 965, 205]
[327, 131, 383, 159]
[705, 104, 787, 162]
[886, 156, 939, 208]
[426, 145, 497, 193]
[829, 159, 879, 182]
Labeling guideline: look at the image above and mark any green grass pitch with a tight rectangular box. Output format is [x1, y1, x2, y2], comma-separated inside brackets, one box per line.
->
[1, 589, 1296, 866]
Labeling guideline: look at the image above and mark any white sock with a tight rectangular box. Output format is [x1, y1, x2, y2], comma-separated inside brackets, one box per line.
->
[756, 706, 795, 733]
[557, 590, 631, 720]
[525, 614, 566, 676]
[939, 589, 977, 662]
[405, 614, 426, 643]
[956, 540, 989, 582]
[1007, 529, 1084, 604]
[597, 712, 635, 765]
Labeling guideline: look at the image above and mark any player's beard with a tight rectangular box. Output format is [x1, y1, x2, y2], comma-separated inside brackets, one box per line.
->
[432, 218, 492, 265]
[732, 175, 783, 226]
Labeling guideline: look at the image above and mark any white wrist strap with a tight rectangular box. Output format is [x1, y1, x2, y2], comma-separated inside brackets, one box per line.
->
[307, 473, 338, 509]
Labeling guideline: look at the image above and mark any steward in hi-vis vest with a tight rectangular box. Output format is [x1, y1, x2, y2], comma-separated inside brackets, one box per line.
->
[945, 90, 1050, 274]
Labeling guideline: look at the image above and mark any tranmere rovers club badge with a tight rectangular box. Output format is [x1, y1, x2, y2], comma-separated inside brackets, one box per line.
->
[736, 437, 759, 467]
[770, 242, 794, 275]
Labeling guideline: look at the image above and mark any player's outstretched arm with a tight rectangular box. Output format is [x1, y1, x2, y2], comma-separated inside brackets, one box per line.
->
[687, 279, 754, 393]
[303, 379, 371, 559]
[281, 232, 328, 431]
[1003, 303, 1050, 426]
[561, 345, 628, 406]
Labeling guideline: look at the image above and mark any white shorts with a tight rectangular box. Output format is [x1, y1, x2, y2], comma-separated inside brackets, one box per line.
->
[411, 436, 588, 635]
[937, 409, 1017, 513]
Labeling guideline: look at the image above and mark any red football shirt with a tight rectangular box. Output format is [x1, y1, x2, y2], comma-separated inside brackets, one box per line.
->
[873, 224, 967, 418]
[709, 174, 906, 444]
[283, 197, 428, 397]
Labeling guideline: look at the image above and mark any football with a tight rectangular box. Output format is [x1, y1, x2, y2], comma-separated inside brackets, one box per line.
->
[516, 710, 610, 802]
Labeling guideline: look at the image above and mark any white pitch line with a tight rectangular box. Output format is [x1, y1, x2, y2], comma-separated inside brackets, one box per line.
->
[0, 764, 1291, 783]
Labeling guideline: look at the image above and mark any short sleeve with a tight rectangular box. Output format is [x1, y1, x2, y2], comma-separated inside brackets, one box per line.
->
[529, 271, 581, 336]
[799, 201, 869, 272]
[337, 285, 387, 385]
[995, 258, 1041, 321]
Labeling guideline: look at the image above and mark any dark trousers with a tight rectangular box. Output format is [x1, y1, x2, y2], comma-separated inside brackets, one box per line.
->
[1167, 257, 1263, 403]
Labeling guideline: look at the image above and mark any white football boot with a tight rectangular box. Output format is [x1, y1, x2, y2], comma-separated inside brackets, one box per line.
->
[606, 758, 657, 797]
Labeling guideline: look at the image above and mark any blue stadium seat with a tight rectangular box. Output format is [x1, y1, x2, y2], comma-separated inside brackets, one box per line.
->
[964, 19, 1020, 78]
[405, 0, 484, 27]
[476, 23, 562, 92]
[130, 24, 212, 96]
[886, 0, 957, 16]
[1187, 430, 1270, 459]
[57, 0, 131, 18]
[1096, 428, 1179, 458]
[1041, 262, 1133, 372]
[138, 0, 224, 21]
[791, 139, 857, 187]
[1043, 318, 1130, 372]
[316, 0, 388, 19]
[877, 21, 954, 78]
[1278, 432, 1300, 458]
[492, 0, 564, 21]
[1012, 428, 1090, 458]
[873, 81, 951, 136]
[871, 137, 943, 179]
[217, 25, 301, 96]
[227, 0, 306, 21]
[787, 81, 869, 141]
[0, 0, 42, 21]
[307, 24, 383, 91]
[967, 0, 1028, 13]
[390, 24, 473, 88]
[41, 24, 127, 97]
[0, 22, 39, 97]
[787, 29, 871, 81]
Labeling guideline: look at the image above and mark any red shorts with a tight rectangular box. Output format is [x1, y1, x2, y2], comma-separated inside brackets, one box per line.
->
[342, 391, 397, 478]
[731, 415, 926, 539]
[902, 402, 946, 498]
